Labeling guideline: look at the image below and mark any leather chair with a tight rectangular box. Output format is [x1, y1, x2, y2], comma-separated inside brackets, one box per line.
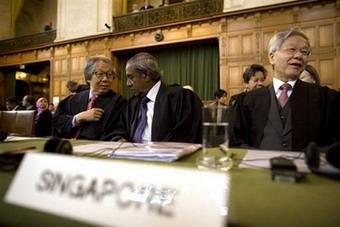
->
[0, 110, 36, 136]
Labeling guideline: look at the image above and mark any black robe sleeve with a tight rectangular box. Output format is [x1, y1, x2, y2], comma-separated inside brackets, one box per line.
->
[152, 86, 202, 143]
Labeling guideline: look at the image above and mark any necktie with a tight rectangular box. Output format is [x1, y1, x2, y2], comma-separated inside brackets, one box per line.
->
[87, 94, 96, 110]
[133, 96, 150, 143]
[74, 94, 96, 139]
[278, 83, 291, 108]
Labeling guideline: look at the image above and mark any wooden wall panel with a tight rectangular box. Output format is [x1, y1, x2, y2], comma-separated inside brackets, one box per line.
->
[53, 60, 60, 75]
[228, 66, 241, 87]
[191, 22, 220, 37]
[71, 57, 79, 73]
[60, 80, 67, 95]
[241, 34, 254, 55]
[227, 17, 256, 32]
[53, 80, 61, 96]
[262, 31, 275, 54]
[298, 4, 336, 22]
[319, 24, 334, 47]
[301, 27, 316, 47]
[319, 59, 335, 86]
[228, 36, 241, 56]
[61, 59, 68, 74]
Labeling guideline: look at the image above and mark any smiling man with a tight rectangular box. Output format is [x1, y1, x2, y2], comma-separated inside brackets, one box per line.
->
[230, 29, 340, 151]
[53, 55, 126, 140]
[107, 52, 202, 143]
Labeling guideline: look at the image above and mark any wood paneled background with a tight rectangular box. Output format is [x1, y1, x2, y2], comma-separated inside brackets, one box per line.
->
[0, 0, 338, 104]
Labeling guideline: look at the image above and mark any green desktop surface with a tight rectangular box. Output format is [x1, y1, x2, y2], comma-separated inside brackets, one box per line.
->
[0, 138, 339, 227]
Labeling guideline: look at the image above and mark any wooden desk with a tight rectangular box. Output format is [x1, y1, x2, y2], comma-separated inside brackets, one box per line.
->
[0, 138, 339, 226]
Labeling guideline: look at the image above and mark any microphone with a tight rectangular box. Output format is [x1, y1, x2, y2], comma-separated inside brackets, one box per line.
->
[44, 138, 73, 154]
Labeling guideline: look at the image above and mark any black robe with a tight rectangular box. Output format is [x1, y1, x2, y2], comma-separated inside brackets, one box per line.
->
[53, 90, 126, 140]
[106, 83, 202, 143]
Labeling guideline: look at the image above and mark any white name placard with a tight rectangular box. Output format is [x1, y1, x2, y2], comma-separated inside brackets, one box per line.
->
[5, 153, 230, 227]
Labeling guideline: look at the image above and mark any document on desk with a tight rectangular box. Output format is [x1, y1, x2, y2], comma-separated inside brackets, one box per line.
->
[73, 141, 202, 162]
[5, 136, 43, 141]
[239, 149, 310, 173]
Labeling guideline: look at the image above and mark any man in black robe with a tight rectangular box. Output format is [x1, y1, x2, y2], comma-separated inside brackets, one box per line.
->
[229, 29, 340, 151]
[106, 52, 202, 143]
[53, 55, 126, 140]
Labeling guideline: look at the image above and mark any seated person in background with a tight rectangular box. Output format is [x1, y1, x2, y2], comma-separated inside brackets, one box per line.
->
[53, 55, 127, 140]
[35, 97, 52, 137]
[230, 28, 340, 151]
[214, 89, 228, 106]
[66, 80, 79, 95]
[140, 0, 154, 10]
[229, 64, 267, 106]
[22, 95, 36, 110]
[48, 103, 55, 113]
[106, 52, 202, 143]
[299, 64, 320, 85]
[5, 96, 24, 111]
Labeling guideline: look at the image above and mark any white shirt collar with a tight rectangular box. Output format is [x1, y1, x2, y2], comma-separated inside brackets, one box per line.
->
[273, 77, 297, 94]
[146, 80, 161, 102]
[89, 90, 98, 99]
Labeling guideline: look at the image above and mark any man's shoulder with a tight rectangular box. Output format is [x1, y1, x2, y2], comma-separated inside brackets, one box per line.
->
[295, 80, 338, 96]
[245, 87, 269, 98]
[230, 92, 245, 101]
[101, 90, 126, 100]
[160, 83, 197, 96]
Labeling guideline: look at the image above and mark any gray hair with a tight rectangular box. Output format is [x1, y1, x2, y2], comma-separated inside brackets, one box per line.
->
[268, 28, 311, 55]
[84, 55, 114, 82]
[126, 52, 161, 82]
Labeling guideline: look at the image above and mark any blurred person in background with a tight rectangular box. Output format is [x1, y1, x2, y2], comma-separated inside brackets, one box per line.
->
[299, 64, 320, 85]
[35, 97, 52, 137]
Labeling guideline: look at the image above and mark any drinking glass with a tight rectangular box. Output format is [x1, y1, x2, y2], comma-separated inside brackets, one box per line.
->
[196, 104, 233, 171]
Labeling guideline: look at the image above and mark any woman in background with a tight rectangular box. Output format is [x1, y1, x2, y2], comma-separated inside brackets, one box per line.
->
[229, 64, 267, 106]
[35, 97, 52, 137]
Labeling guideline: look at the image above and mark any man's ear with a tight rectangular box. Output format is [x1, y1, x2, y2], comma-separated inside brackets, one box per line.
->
[143, 73, 151, 81]
[268, 52, 275, 65]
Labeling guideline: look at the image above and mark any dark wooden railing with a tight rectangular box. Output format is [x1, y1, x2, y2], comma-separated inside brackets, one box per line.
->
[113, 0, 223, 33]
[0, 30, 56, 54]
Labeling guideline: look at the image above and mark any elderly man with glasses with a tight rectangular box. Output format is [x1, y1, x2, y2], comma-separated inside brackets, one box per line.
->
[230, 28, 340, 151]
[53, 55, 127, 140]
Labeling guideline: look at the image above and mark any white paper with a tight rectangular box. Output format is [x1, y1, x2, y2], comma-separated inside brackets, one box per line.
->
[73, 141, 201, 162]
[239, 149, 310, 173]
[5, 136, 43, 141]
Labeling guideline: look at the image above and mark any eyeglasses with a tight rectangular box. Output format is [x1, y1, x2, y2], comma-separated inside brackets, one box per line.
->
[93, 71, 115, 80]
[279, 47, 311, 57]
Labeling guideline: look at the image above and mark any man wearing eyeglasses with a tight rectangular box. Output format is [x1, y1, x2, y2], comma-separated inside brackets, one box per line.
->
[53, 55, 127, 140]
[230, 28, 340, 151]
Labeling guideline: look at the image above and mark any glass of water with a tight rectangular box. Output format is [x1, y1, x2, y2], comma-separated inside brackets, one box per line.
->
[196, 104, 233, 171]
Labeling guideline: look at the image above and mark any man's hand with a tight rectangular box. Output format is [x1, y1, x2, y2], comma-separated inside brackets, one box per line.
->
[74, 108, 104, 125]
